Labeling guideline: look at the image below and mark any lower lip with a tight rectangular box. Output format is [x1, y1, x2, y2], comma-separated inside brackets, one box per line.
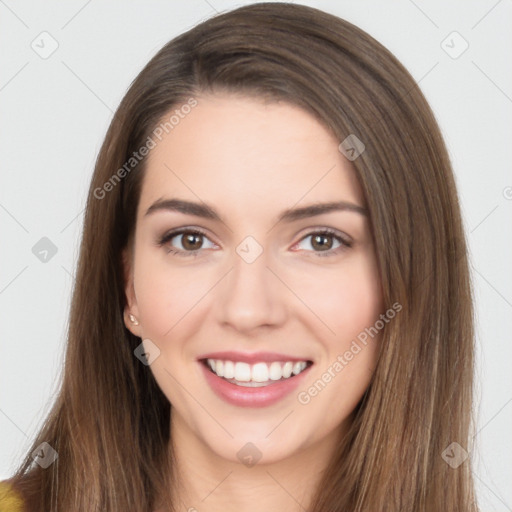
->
[199, 361, 312, 408]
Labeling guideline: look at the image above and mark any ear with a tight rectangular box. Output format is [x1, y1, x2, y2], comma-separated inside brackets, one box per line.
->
[122, 247, 142, 337]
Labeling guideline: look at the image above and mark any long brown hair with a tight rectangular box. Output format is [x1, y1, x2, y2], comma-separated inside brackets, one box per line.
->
[8, 3, 478, 510]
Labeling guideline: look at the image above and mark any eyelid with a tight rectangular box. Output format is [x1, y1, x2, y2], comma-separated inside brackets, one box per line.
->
[157, 227, 217, 253]
[293, 225, 353, 245]
[290, 227, 352, 256]
[157, 225, 352, 257]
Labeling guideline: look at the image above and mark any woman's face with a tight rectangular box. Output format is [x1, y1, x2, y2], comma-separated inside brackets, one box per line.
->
[123, 93, 383, 464]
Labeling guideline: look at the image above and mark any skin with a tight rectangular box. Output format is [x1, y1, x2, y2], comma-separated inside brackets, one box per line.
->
[123, 94, 384, 512]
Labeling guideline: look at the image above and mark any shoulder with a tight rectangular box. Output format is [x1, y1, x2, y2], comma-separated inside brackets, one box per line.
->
[0, 479, 25, 512]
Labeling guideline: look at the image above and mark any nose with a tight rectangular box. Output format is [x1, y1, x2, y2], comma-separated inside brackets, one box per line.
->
[216, 244, 287, 334]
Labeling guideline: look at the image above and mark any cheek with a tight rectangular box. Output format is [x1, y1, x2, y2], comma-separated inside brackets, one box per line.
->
[295, 258, 382, 425]
[132, 251, 211, 339]
[304, 254, 383, 342]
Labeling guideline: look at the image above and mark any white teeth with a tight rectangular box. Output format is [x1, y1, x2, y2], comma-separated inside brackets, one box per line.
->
[234, 362, 252, 382]
[282, 361, 293, 378]
[252, 362, 269, 382]
[205, 358, 310, 383]
[293, 362, 306, 375]
[223, 360, 235, 379]
[230, 380, 270, 387]
[269, 361, 283, 380]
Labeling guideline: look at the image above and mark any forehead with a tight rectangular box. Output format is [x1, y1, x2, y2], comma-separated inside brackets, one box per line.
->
[138, 94, 364, 219]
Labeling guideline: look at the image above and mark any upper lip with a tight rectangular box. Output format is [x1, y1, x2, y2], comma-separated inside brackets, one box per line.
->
[198, 351, 313, 364]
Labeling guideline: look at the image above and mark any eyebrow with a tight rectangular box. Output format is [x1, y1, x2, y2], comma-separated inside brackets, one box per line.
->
[144, 198, 368, 224]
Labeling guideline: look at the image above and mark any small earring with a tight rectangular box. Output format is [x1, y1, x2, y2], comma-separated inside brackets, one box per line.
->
[129, 314, 139, 325]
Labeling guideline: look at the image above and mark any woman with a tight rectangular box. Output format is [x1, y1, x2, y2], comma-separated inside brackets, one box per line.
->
[1, 2, 478, 511]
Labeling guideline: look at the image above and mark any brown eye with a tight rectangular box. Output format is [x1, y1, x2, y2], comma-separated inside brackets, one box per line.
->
[310, 233, 334, 251]
[158, 228, 216, 257]
[181, 232, 204, 250]
[294, 229, 352, 257]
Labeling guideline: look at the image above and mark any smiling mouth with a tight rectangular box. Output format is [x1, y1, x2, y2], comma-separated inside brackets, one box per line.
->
[200, 358, 314, 387]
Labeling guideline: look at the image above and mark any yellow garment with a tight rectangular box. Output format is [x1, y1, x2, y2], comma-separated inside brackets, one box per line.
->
[0, 481, 24, 512]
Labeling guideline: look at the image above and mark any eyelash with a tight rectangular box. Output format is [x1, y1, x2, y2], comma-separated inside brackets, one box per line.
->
[157, 227, 352, 258]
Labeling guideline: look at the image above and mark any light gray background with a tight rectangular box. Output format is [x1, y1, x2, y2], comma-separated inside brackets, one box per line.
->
[1, 1, 511, 510]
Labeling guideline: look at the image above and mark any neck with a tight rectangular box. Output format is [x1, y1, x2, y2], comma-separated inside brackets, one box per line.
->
[157, 411, 350, 512]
